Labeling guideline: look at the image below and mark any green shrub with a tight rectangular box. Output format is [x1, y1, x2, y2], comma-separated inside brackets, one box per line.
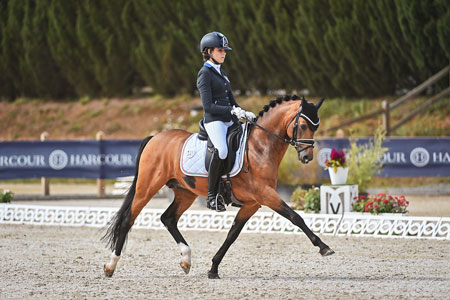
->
[0, 190, 13, 203]
[290, 186, 320, 213]
[290, 187, 306, 210]
[347, 127, 388, 193]
[79, 96, 91, 105]
[303, 187, 320, 213]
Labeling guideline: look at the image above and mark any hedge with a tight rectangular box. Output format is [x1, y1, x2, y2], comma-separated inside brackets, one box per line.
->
[0, 0, 448, 100]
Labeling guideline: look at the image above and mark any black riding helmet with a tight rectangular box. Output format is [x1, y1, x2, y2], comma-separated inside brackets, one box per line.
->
[200, 32, 232, 62]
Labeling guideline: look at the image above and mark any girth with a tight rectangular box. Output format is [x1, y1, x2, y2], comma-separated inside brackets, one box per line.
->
[198, 119, 243, 175]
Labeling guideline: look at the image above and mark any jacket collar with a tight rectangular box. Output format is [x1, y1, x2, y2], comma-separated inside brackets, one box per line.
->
[204, 61, 225, 77]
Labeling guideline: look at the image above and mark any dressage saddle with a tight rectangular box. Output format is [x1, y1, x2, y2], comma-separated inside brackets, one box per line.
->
[198, 119, 243, 173]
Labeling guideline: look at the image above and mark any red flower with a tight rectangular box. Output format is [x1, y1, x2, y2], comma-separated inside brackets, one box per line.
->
[330, 148, 339, 161]
[339, 150, 346, 163]
[325, 148, 347, 169]
[353, 193, 409, 214]
[365, 201, 374, 212]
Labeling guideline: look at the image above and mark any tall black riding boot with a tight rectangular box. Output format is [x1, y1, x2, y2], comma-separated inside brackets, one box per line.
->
[207, 149, 226, 212]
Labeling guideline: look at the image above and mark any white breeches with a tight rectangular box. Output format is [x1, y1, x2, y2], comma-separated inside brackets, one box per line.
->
[204, 120, 234, 159]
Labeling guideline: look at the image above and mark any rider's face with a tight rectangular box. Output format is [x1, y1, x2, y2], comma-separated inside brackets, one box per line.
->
[209, 48, 227, 64]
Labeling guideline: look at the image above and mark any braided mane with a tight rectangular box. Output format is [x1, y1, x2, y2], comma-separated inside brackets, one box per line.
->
[256, 94, 302, 120]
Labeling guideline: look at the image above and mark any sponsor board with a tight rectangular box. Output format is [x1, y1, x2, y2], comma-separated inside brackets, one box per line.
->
[0, 138, 449, 179]
[316, 137, 450, 177]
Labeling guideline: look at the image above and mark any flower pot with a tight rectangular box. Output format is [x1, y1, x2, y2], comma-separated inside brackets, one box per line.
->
[328, 167, 349, 185]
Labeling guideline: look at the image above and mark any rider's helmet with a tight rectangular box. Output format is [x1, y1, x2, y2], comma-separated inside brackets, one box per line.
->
[200, 32, 232, 60]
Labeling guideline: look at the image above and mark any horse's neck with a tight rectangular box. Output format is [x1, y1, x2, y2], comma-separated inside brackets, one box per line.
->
[248, 113, 290, 173]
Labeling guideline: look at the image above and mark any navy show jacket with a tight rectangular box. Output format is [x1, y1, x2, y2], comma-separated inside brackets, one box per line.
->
[197, 62, 240, 123]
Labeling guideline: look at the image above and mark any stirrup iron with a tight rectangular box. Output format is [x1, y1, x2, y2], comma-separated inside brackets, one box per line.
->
[214, 194, 226, 212]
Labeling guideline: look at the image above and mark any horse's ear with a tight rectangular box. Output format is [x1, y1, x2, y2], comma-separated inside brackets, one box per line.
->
[301, 97, 307, 108]
[316, 97, 325, 109]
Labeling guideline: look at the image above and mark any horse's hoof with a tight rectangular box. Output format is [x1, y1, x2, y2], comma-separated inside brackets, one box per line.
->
[180, 261, 191, 274]
[208, 271, 220, 279]
[320, 247, 335, 256]
[104, 264, 115, 278]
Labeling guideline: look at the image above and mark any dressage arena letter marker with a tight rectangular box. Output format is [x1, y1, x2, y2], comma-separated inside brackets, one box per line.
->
[330, 203, 341, 215]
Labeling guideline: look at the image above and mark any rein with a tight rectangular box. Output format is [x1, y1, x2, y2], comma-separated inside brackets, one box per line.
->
[247, 103, 315, 153]
[241, 102, 316, 173]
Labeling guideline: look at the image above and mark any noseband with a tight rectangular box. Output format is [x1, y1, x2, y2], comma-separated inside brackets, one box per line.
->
[248, 103, 316, 153]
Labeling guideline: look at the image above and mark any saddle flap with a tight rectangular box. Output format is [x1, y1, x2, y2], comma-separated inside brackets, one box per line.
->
[180, 123, 248, 178]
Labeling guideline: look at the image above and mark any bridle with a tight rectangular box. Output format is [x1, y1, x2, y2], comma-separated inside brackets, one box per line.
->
[247, 103, 316, 153]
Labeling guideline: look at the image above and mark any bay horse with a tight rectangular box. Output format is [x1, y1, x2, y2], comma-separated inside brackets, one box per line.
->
[102, 95, 335, 279]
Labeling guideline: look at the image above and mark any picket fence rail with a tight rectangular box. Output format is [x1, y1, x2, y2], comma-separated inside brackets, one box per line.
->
[1, 204, 449, 240]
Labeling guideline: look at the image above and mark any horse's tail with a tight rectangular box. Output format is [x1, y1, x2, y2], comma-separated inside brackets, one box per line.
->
[102, 135, 153, 251]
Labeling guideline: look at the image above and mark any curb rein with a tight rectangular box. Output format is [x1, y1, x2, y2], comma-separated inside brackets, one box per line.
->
[242, 103, 315, 173]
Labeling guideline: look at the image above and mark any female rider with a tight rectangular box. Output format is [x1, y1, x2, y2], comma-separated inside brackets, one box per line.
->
[197, 32, 255, 212]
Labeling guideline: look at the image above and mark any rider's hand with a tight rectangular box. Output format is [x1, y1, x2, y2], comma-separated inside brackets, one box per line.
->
[231, 106, 246, 119]
[244, 111, 256, 121]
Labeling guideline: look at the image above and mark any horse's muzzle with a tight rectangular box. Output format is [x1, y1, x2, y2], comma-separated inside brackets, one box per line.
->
[298, 150, 313, 164]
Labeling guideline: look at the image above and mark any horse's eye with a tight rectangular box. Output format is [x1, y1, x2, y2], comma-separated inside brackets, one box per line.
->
[300, 124, 308, 131]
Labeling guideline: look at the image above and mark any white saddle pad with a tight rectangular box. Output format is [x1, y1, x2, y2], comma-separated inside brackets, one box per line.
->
[180, 123, 249, 178]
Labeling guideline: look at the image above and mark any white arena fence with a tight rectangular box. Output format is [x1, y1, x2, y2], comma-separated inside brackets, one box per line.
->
[1, 204, 449, 240]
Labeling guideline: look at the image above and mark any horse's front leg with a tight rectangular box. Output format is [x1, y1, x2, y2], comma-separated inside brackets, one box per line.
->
[262, 188, 335, 256]
[208, 202, 260, 279]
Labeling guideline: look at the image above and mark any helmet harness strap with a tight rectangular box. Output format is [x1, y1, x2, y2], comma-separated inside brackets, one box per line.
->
[207, 48, 220, 65]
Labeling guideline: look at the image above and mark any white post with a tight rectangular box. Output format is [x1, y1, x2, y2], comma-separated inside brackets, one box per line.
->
[96, 131, 105, 197]
[381, 100, 390, 136]
[40, 132, 50, 195]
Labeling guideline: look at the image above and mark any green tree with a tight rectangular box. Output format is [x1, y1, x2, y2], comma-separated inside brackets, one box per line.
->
[1, 0, 449, 99]
[47, 0, 101, 96]
[435, 0, 450, 59]
[366, 0, 412, 93]
[75, 0, 129, 96]
[21, 0, 73, 98]
[292, 0, 340, 96]
[130, 0, 173, 95]
[1, 0, 26, 99]
[76, 0, 134, 96]
[395, 0, 448, 81]
[0, 0, 16, 99]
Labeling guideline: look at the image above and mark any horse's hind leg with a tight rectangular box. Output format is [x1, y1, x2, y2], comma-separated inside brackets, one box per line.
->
[103, 171, 169, 277]
[160, 188, 197, 274]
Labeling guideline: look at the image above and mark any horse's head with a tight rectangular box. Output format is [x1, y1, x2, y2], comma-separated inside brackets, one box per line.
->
[285, 97, 324, 164]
